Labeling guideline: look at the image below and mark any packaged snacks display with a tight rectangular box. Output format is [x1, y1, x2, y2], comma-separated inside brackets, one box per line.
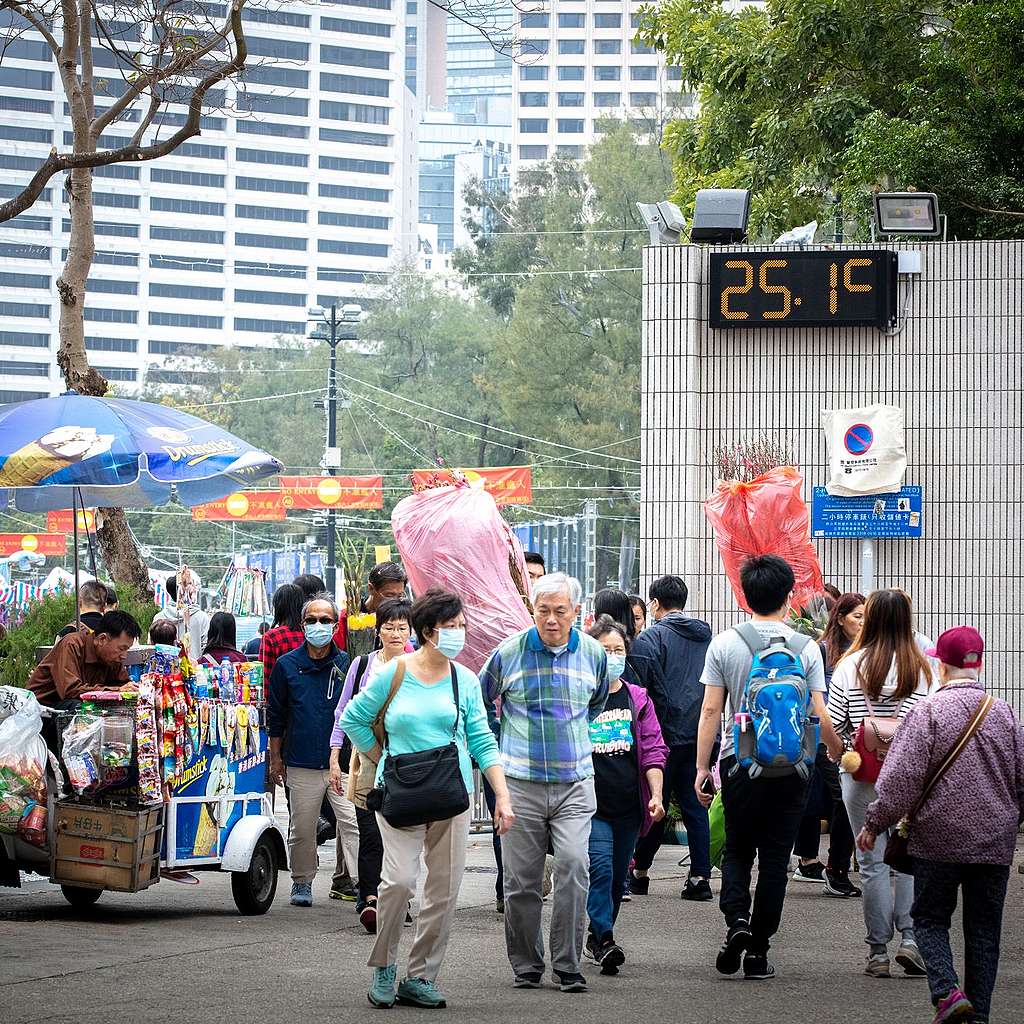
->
[135, 680, 163, 804]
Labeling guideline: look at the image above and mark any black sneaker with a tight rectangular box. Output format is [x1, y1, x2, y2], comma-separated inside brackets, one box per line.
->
[496, 897, 505, 914]
[716, 920, 751, 976]
[824, 871, 862, 898]
[359, 898, 378, 934]
[743, 951, 776, 980]
[554, 971, 588, 993]
[513, 972, 543, 989]
[584, 933, 625, 975]
[682, 876, 714, 902]
[792, 861, 826, 883]
[627, 871, 649, 896]
[329, 882, 359, 902]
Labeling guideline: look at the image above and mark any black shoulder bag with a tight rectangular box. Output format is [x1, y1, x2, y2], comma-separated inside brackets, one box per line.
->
[377, 664, 470, 829]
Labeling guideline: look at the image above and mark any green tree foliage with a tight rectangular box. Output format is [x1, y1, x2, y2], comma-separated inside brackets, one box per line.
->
[639, 0, 1024, 240]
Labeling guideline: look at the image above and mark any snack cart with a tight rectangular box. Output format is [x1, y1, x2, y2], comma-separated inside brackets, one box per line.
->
[0, 648, 286, 915]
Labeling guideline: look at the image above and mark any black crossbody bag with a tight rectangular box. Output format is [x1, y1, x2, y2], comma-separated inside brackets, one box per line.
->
[376, 664, 470, 828]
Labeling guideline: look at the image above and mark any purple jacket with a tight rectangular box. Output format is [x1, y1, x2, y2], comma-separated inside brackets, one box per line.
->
[865, 680, 1024, 865]
[623, 682, 669, 836]
[329, 651, 376, 749]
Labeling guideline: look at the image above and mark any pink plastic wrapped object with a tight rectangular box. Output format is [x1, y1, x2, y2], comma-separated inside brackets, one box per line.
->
[392, 482, 533, 673]
[704, 466, 824, 614]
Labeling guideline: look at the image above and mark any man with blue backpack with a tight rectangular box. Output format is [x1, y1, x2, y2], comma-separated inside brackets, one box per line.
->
[695, 555, 840, 981]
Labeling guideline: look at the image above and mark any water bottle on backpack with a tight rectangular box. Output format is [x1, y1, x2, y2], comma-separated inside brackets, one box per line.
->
[731, 623, 819, 779]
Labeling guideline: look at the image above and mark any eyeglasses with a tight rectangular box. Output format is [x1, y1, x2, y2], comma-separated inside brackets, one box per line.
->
[303, 616, 336, 625]
[379, 622, 409, 632]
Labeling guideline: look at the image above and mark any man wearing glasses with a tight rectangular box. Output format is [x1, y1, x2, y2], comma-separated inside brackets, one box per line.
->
[267, 594, 355, 907]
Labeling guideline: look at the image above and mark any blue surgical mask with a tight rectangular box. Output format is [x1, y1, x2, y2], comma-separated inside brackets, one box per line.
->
[606, 653, 626, 680]
[304, 622, 335, 648]
[435, 627, 466, 660]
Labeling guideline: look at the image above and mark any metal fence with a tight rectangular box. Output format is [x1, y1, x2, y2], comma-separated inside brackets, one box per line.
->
[511, 503, 597, 599]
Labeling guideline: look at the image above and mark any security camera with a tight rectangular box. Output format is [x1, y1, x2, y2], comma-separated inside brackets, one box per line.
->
[636, 201, 686, 245]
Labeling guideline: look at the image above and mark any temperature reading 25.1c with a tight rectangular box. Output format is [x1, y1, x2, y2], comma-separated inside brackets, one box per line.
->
[708, 250, 897, 330]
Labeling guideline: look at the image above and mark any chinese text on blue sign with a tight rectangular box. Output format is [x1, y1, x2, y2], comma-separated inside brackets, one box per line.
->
[812, 486, 923, 539]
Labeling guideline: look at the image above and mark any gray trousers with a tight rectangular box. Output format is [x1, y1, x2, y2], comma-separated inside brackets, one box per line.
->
[841, 774, 915, 951]
[502, 777, 596, 978]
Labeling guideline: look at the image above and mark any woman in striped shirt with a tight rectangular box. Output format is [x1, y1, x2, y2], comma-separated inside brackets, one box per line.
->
[826, 589, 932, 980]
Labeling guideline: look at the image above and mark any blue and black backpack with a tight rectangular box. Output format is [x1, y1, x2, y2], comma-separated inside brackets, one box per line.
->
[732, 623, 819, 779]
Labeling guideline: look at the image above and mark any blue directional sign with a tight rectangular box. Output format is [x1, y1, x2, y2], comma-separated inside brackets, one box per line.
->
[812, 486, 923, 539]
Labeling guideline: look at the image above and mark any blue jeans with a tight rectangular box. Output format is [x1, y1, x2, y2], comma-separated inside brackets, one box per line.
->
[587, 811, 642, 941]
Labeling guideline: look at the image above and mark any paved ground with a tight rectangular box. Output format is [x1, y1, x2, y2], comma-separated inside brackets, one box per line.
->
[3, 832, 1023, 1024]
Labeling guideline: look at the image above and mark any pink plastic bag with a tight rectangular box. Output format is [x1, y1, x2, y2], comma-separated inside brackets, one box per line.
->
[704, 466, 824, 614]
[391, 483, 533, 673]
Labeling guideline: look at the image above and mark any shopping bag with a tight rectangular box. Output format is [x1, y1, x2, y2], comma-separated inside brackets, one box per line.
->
[709, 791, 726, 869]
[822, 404, 907, 496]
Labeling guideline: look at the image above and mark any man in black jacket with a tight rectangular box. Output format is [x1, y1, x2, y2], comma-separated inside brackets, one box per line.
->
[626, 575, 714, 901]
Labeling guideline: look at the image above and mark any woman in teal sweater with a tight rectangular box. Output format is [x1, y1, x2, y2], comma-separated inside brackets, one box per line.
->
[340, 588, 515, 1011]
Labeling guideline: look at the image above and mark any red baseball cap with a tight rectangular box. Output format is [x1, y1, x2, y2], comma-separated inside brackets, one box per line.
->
[927, 626, 984, 669]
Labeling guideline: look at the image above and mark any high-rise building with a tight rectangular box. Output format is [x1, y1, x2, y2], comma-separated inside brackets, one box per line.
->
[511, 0, 694, 174]
[0, 1, 418, 401]
[445, 7, 513, 126]
[404, 0, 448, 108]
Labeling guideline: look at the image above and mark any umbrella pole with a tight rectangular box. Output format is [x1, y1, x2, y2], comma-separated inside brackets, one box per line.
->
[79, 488, 98, 578]
[72, 487, 81, 627]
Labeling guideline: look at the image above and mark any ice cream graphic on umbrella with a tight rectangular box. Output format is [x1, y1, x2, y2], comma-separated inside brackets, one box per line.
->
[192, 755, 235, 857]
[0, 426, 115, 487]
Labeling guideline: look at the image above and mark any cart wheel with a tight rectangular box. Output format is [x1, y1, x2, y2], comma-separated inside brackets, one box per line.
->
[61, 885, 102, 909]
[231, 833, 278, 915]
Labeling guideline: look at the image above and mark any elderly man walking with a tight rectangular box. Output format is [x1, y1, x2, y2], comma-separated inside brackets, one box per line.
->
[482, 572, 611, 993]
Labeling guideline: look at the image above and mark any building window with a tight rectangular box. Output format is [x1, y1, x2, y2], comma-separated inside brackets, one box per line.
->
[631, 13, 642, 28]
[319, 184, 391, 202]
[323, 0, 392, 7]
[148, 340, 214, 356]
[319, 127, 391, 146]
[241, 66, 310, 89]
[177, 142, 227, 159]
[149, 312, 224, 329]
[594, 13, 621, 27]
[151, 227, 224, 245]
[150, 283, 224, 301]
[632, 41, 655, 54]
[151, 197, 225, 216]
[520, 13, 548, 27]
[150, 255, 224, 273]
[234, 289, 307, 307]
[233, 318, 305, 334]
[320, 155, 391, 175]
[556, 145, 583, 157]
[86, 279, 138, 295]
[558, 92, 584, 107]
[518, 145, 548, 160]
[88, 252, 137, 267]
[0, 389, 47, 401]
[237, 262, 307, 278]
[317, 268, 367, 283]
[84, 307, 137, 323]
[94, 366, 137, 382]
[93, 192, 140, 209]
[520, 92, 549, 107]
[0, 272, 49, 290]
[320, 72, 390, 97]
[94, 164, 140, 180]
[320, 100, 389, 125]
[0, 95, 52, 114]
[520, 66, 548, 81]
[85, 336, 137, 353]
[7, 215, 50, 232]
[557, 119, 585, 134]
[237, 93, 309, 118]
[518, 118, 548, 134]
[594, 66, 621, 81]
[630, 92, 658, 106]
[0, 37, 51, 61]
[0, 242, 49, 260]
[322, 16, 391, 35]
[520, 39, 548, 55]
[151, 169, 225, 188]
[317, 239, 390, 257]
[236, 204, 308, 223]
[321, 43, 390, 69]
[558, 13, 584, 27]
[236, 177, 308, 195]
[152, 112, 224, 131]
[237, 148, 309, 167]
[236, 233, 308, 251]
[243, 7, 311, 27]
[247, 36, 309, 60]
[594, 39, 621, 54]
[558, 39, 585, 55]
[237, 121, 309, 139]
[318, 211, 390, 230]
[0, 155, 42, 172]
[631, 66, 657, 81]
[593, 92, 620, 107]
[557, 66, 585, 82]
[667, 66, 685, 81]
[0, 361, 48, 377]
[0, 331, 48, 348]
[0, 125, 51, 144]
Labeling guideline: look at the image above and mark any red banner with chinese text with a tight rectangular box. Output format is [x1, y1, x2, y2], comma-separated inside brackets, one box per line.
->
[46, 509, 96, 534]
[0, 533, 67, 556]
[410, 466, 533, 506]
[279, 475, 384, 510]
[191, 491, 286, 521]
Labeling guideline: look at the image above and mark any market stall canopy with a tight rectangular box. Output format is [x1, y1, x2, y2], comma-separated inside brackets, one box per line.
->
[0, 393, 283, 512]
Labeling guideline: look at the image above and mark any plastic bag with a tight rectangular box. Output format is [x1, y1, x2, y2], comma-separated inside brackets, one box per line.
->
[822, 403, 907, 496]
[708, 791, 726, 869]
[0, 686, 48, 835]
[392, 482, 533, 673]
[61, 714, 104, 794]
[704, 466, 824, 614]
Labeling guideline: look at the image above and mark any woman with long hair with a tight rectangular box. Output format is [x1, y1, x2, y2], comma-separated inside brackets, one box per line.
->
[793, 593, 865, 894]
[593, 587, 638, 642]
[826, 589, 932, 979]
[200, 611, 246, 665]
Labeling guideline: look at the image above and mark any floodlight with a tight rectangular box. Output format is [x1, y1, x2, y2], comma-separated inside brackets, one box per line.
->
[689, 188, 751, 243]
[873, 192, 941, 237]
[636, 200, 686, 245]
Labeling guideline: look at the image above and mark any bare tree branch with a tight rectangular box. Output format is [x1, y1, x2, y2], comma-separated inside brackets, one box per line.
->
[957, 199, 1024, 220]
[5, 0, 61, 57]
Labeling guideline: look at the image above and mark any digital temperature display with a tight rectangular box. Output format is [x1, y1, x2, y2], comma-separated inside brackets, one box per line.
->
[708, 250, 898, 329]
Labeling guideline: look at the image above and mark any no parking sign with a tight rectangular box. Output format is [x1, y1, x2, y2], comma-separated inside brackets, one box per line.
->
[823, 404, 907, 496]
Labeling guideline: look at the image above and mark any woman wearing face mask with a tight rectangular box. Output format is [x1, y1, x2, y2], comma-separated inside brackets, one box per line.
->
[340, 588, 515, 1010]
[583, 615, 668, 976]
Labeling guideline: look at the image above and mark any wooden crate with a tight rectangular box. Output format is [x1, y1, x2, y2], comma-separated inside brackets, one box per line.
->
[51, 802, 164, 892]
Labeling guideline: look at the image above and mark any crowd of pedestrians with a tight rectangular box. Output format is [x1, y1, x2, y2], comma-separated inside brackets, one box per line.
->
[250, 556, 1022, 1023]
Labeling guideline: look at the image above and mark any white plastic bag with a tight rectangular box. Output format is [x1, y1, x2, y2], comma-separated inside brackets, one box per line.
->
[0, 686, 48, 833]
[822, 404, 907, 496]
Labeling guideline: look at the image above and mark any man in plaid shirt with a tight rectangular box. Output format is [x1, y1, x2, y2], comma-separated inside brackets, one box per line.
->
[482, 572, 611, 993]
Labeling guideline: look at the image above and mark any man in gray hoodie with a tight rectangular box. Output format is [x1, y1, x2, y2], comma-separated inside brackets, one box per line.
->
[625, 575, 713, 901]
[152, 574, 210, 662]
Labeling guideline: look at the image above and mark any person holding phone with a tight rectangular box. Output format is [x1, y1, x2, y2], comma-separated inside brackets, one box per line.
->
[583, 616, 668, 975]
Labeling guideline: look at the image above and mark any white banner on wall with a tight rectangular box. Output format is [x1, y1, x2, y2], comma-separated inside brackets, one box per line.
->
[822, 403, 908, 496]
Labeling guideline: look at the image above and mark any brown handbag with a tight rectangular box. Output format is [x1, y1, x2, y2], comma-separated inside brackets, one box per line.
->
[883, 693, 994, 874]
